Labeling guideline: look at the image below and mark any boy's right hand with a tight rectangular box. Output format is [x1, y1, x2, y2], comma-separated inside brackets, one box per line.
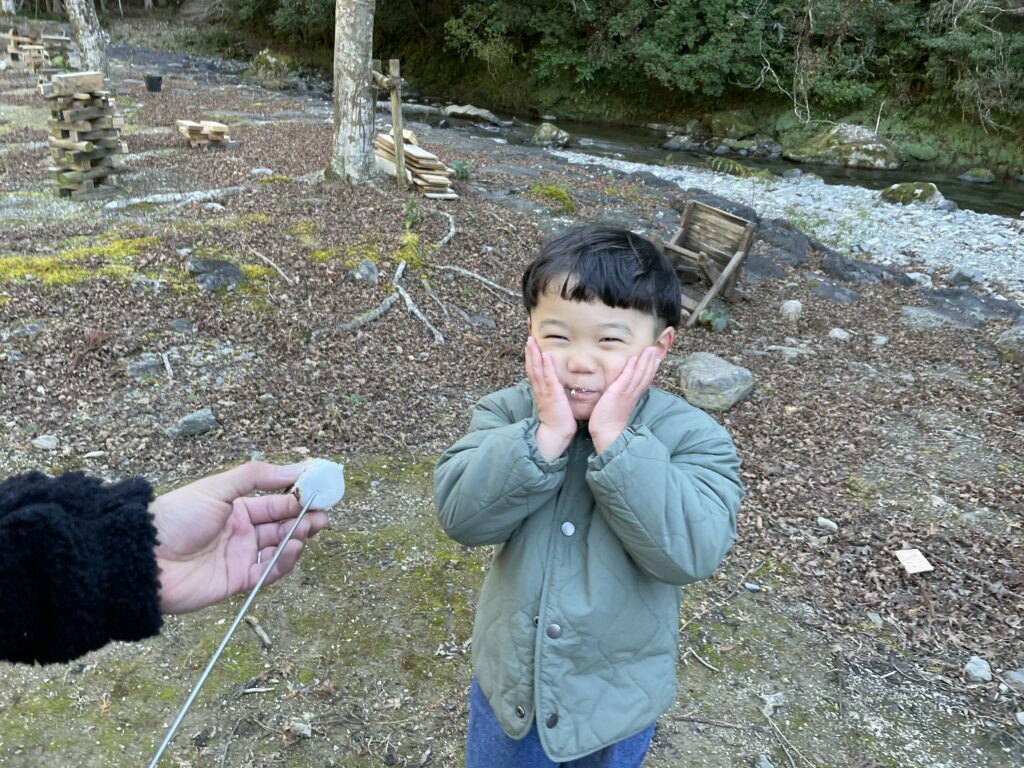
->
[525, 336, 575, 462]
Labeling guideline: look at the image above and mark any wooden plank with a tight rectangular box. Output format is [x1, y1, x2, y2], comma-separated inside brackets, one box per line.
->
[49, 72, 106, 96]
[375, 153, 413, 184]
[424, 191, 459, 200]
[685, 248, 746, 328]
[389, 59, 409, 191]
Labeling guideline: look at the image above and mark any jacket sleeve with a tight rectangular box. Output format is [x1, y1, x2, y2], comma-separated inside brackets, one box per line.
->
[586, 411, 742, 585]
[0, 471, 163, 665]
[435, 391, 567, 547]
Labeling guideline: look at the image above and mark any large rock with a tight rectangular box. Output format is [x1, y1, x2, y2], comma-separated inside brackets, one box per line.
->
[678, 352, 753, 411]
[900, 306, 982, 330]
[821, 253, 913, 287]
[186, 258, 244, 292]
[672, 188, 759, 223]
[756, 218, 809, 268]
[958, 167, 995, 184]
[918, 287, 1023, 322]
[880, 182, 947, 209]
[995, 323, 1024, 363]
[532, 122, 570, 148]
[442, 104, 504, 126]
[706, 109, 757, 139]
[784, 124, 902, 169]
[166, 408, 219, 439]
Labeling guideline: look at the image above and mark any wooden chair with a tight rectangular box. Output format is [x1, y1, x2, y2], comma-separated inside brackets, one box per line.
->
[662, 201, 757, 327]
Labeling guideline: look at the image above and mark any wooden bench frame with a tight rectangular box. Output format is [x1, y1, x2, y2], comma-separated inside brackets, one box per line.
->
[663, 201, 757, 327]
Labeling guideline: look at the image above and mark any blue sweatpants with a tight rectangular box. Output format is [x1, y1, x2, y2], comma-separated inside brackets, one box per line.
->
[466, 678, 655, 768]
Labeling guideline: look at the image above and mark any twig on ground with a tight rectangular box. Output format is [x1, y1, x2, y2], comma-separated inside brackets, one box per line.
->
[766, 713, 815, 768]
[243, 616, 273, 650]
[429, 263, 520, 299]
[248, 248, 295, 285]
[426, 286, 451, 323]
[432, 209, 456, 249]
[672, 715, 770, 734]
[218, 718, 244, 767]
[396, 282, 445, 345]
[161, 352, 173, 380]
[683, 647, 721, 673]
[680, 561, 765, 632]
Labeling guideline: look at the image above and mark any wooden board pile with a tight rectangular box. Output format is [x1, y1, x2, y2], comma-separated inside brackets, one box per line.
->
[38, 71, 127, 201]
[175, 119, 234, 148]
[374, 131, 458, 200]
[2, 29, 73, 75]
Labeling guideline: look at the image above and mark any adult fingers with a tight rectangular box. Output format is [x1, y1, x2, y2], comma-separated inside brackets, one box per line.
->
[251, 539, 305, 586]
[199, 460, 309, 499]
[240, 491, 302, 526]
[253, 509, 328, 550]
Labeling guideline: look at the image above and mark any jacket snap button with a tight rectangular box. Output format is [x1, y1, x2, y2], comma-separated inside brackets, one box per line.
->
[532, 615, 539, 627]
[545, 623, 562, 639]
[560, 521, 575, 536]
[515, 706, 526, 718]
[546, 713, 558, 728]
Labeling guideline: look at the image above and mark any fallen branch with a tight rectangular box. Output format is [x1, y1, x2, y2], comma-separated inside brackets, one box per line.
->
[672, 715, 769, 734]
[243, 616, 273, 650]
[685, 647, 721, 673]
[765, 713, 815, 768]
[434, 210, 456, 249]
[248, 248, 295, 286]
[396, 282, 445, 345]
[429, 263, 520, 299]
[161, 352, 174, 381]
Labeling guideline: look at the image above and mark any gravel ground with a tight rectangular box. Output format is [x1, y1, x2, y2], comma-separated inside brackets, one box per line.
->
[1, 31, 1023, 768]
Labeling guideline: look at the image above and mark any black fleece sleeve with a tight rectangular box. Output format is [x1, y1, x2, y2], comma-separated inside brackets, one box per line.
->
[0, 470, 163, 665]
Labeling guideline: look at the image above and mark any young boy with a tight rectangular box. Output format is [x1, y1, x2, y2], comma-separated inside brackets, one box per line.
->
[435, 225, 742, 767]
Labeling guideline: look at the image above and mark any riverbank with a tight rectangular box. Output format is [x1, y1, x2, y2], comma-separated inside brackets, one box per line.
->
[1, 40, 1023, 768]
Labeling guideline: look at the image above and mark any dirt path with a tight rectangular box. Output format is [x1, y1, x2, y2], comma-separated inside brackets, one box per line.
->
[1, 26, 1022, 768]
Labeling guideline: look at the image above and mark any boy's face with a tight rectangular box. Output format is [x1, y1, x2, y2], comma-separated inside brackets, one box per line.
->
[528, 287, 675, 421]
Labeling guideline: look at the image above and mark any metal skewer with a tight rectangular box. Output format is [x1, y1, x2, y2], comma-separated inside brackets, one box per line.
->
[148, 491, 319, 768]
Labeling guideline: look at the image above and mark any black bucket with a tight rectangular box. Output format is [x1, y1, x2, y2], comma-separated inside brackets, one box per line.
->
[144, 74, 163, 92]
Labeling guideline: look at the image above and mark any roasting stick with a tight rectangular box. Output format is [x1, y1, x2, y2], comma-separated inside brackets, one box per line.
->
[148, 490, 320, 768]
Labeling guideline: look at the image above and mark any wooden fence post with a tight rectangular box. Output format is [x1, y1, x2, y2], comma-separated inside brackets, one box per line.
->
[388, 59, 408, 190]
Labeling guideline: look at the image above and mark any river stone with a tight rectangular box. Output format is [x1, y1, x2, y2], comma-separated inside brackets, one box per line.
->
[743, 253, 787, 283]
[1004, 669, 1024, 693]
[780, 300, 802, 323]
[186, 258, 244, 292]
[945, 267, 985, 287]
[880, 181, 947, 208]
[821, 252, 913, 287]
[126, 353, 164, 380]
[348, 259, 379, 285]
[442, 104, 504, 126]
[957, 167, 995, 184]
[32, 435, 59, 451]
[918, 287, 1024, 322]
[533, 122, 570, 148]
[662, 134, 701, 152]
[756, 218, 809, 267]
[829, 328, 851, 341]
[784, 123, 902, 169]
[168, 318, 194, 335]
[804, 274, 862, 305]
[964, 655, 992, 683]
[705, 109, 756, 139]
[900, 306, 982, 330]
[677, 352, 753, 411]
[166, 407, 219, 438]
[995, 323, 1024, 363]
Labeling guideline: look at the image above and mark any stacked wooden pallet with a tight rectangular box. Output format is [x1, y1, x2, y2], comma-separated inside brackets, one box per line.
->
[39, 71, 127, 201]
[374, 132, 458, 200]
[1, 29, 72, 74]
[175, 119, 233, 148]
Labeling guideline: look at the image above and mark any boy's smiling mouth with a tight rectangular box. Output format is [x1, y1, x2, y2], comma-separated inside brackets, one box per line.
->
[567, 386, 597, 401]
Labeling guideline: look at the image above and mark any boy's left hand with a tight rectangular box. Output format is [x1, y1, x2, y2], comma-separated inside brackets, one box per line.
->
[589, 346, 661, 454]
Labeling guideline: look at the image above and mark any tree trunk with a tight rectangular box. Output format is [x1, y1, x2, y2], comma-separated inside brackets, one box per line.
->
[144, 0, 153, 10]
[65, 0, 108, 74]
[329, 0, 377, 185]
[1, 0, 17, 17]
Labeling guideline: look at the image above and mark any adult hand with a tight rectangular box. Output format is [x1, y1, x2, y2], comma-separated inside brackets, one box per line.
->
[151, 461, 329, 614]
[525, 336, 576, 462]
[589, 346, 661, 454]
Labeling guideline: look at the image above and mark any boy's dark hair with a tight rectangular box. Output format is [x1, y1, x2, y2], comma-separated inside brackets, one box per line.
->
[522, 225, 682, 329]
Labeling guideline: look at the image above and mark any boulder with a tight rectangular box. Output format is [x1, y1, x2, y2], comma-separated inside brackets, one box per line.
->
[532, 122, 571, 148]
[677, 352, 753, 411]
[880, 182, 947, 209]
[957, 167, 995, 184]
[784, 124, 902, 169]
[186, 258, 244, 292]
[899, 306, 982, 330]
[166, 408, 219, 439]
[662, 134, 701, 152]
[994, 323, 1024, 363]
[705, 109, 757, 139]
[442, 104, 504, 126]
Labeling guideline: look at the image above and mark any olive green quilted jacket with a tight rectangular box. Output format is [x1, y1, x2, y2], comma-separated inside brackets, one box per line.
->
[435, 380, 742, 761]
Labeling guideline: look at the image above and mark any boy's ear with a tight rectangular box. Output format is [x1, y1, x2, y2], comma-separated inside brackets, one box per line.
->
[527, 318, 533, 336]
[654, 326, 675, 359]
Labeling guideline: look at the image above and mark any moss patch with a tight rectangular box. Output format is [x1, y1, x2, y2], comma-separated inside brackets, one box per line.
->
[529, 183, 577, 214]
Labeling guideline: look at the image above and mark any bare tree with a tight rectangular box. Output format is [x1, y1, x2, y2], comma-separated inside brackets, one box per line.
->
[329, 0, 377, 184]
[1, 0, 17, 18]
[65, 0, 107, 74]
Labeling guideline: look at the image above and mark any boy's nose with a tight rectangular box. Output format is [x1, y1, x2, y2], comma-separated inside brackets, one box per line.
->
[565, 349, 596, 373]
